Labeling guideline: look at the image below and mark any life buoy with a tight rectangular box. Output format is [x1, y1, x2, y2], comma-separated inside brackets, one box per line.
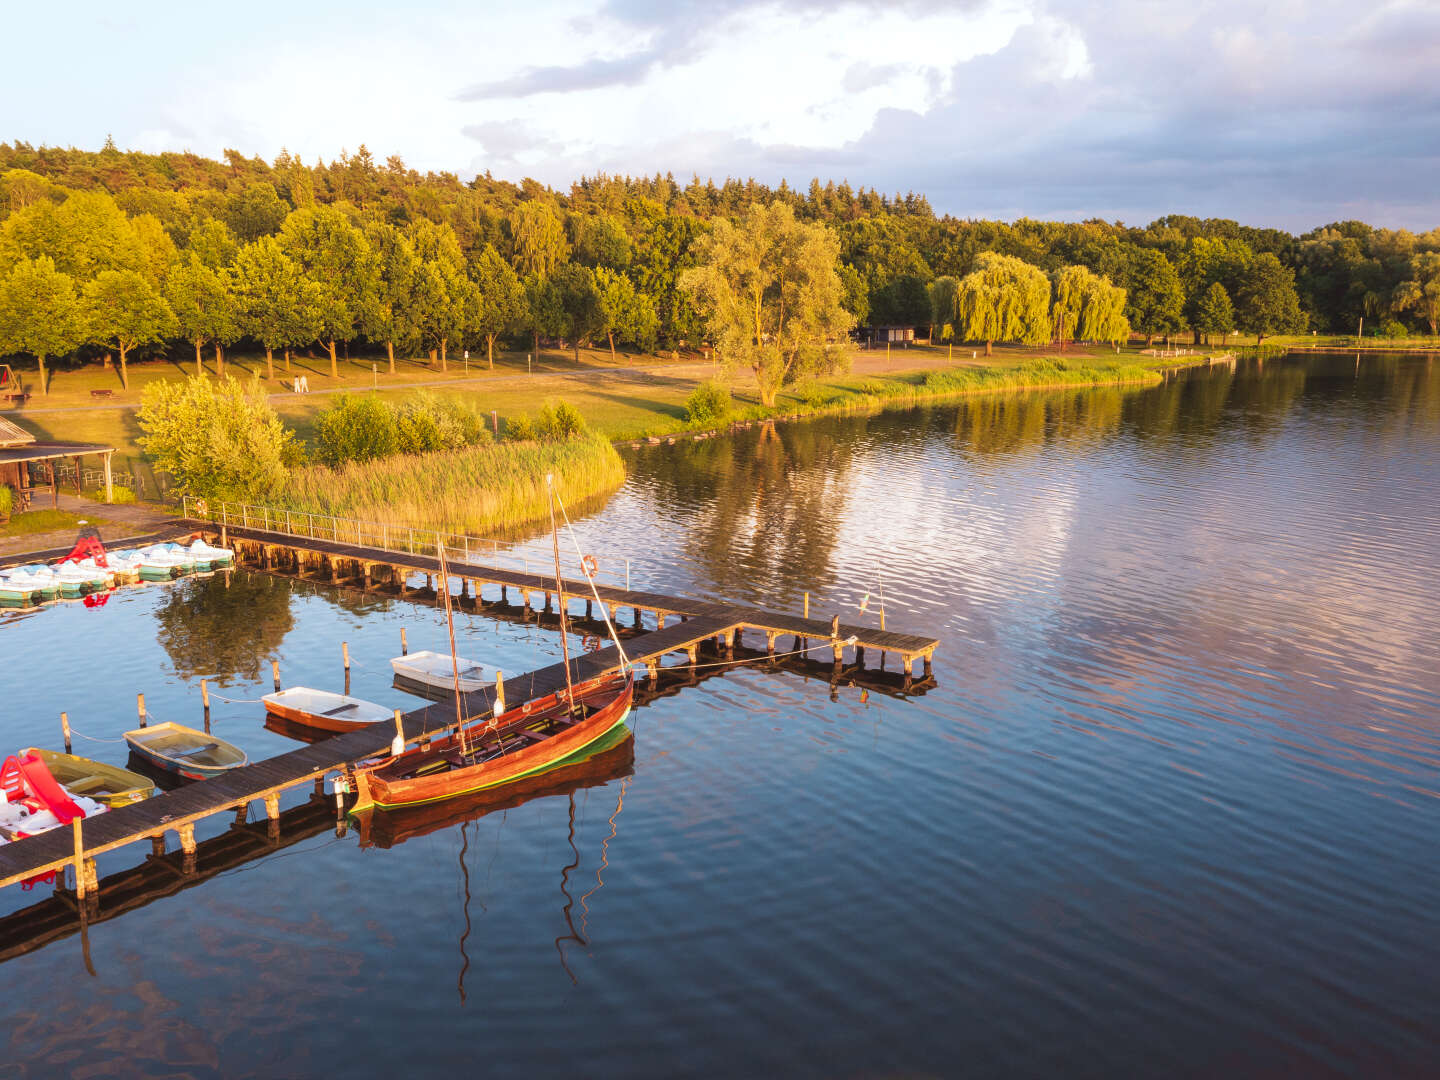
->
[194, 498, 209, 518]
[581, 554, 598, 578]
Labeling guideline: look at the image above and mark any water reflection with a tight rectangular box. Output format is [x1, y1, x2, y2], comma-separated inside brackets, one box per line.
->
[154, 570, 293, 686]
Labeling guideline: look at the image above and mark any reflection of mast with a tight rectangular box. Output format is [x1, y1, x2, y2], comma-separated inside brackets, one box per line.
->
[553, 792, 584, 984]
[457, 819, 472, 1006]
[579, 774, 630, 938]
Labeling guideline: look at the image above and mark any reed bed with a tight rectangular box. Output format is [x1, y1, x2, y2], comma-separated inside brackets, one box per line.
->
[278, 432, 626, 536]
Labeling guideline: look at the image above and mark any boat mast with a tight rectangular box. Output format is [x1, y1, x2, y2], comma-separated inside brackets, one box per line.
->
[547, 476, 577, 711]
[437, 542, 469, 757]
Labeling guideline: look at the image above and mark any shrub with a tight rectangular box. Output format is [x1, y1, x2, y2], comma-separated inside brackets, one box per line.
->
[395, 391, 488, 454]
[0, 485, 11, 519]
[505, 412, 537, 441]
[313, 393, 398, 467]
[1378, 319, 1409, 339]
[537, 399, 586, 441]
[685, 379, 732, 425]
[137, 374, 298, 501]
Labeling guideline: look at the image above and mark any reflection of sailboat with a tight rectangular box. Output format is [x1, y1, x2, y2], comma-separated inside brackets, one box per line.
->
[353, 723, 634, 849]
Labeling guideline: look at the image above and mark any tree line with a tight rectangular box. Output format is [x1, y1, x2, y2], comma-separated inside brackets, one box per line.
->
[1, 141, 1437, 393]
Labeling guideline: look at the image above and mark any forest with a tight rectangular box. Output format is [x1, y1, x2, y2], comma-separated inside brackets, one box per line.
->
[0, 140, 1437, 390]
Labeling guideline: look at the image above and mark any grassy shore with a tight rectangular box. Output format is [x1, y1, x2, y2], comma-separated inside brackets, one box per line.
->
[276, 432, 625, 537]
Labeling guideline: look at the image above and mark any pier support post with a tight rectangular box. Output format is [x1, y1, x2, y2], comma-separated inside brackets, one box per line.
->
[766, 631, 779, 656]
[657, 613, 666, 630]
[646, 660, 660, 681]
[151, 836, 166, 857]
[685, 645, 699, 664]
[177, 823, 196, 855]
[721, 628, 734, 653]
[633, 607, 643, 629]
[923, 651, 933, 676]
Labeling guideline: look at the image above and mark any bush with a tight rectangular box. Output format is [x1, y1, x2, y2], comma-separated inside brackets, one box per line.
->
[537, 400, 586, 441]
[685, 379, 732, 425]
[137, 374, 298, 501]
[0, 485, 11, 519]
[395, 391, 489, 455]
[82, 485, 135, 504]
[505, 412, 537, 441]
[313, 393, 398, 467]
[1378, 319, 1409, 339]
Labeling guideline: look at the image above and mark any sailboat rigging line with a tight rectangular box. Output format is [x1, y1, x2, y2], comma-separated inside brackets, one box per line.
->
[437, 543, 470, 759]
[550, 485, 632, 672]
[546, 476, 578, 713]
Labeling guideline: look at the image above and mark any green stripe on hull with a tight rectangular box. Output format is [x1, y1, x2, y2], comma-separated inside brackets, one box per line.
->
[364, 708, 632, 811]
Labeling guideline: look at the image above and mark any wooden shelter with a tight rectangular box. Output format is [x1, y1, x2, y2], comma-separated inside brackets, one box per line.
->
[0, 416, 117, 509]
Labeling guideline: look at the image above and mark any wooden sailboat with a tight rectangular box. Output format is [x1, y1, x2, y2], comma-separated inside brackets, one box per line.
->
[350, 484, 634, 814]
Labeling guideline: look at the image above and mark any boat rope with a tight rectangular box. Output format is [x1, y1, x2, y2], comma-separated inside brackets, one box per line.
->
[664, 636, 860, 673]
[66, 727, 126, 744]
[550, 486, 633, 674]
[208, 693, 267, 704]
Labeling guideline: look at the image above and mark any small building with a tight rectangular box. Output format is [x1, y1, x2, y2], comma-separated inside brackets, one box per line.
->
[0, 415, 118, 511]
[865, 325, 916, 345]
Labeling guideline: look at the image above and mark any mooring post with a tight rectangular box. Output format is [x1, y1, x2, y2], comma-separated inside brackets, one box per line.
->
[400, 627, 409, 655]
[342, 641, 350, 674]
[830, 615, 843, 664]
[137, 692, 147, 728]
[200, 680, 210, 727]
[272, 659, 282, 692]
[626, 559, 631, 590]
[804, 592, 809, 619]
[61, 711, 71, 754]
[494, 669, 505, 715]
[72, 816, 86, 900]
[391, 709, 405, 757]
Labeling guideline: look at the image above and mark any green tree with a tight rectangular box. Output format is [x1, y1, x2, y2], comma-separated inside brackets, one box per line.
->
[1391, 252, 1440, 336]
[407, 219, 475, 370]
[927, 276, 959, 341]
[0, 255, 83, 394]
[681, 201, 853, 407]
[468, 243, 525, 368]
[312, 393, 399, 466]
[1235, 253, 1306, 344]
[1123, 248, 1185, 344]
[233, 236, 323, 378]
[509, 201, 570, 279]
[870, 274, 931, 330]
[83, 269, 177, 389]
[522, 274, 565, 361]
[553, 263, 605, 361]
[279, 206, 379, 376]
[224, 182, 289, 243]
[1193, 282, 1234, 344]
[166, 253, 238, 376]
[364, 220, 423, 372]
[954, 252, 1051, 356]
[838, 263, 870, 325]
[137, 374, 298, 500]
[1051, 265, 1128, 346]
[593, 266, 658, 359]
[569, 212, 632, 269]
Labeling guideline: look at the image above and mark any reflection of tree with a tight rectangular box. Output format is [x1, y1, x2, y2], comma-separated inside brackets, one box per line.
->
[154, 571, 294, 686]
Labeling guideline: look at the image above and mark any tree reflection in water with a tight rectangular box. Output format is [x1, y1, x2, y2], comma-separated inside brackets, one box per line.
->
[153, 570, 295, 686]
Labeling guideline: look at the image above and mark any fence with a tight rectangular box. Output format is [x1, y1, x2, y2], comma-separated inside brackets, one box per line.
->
[53, 463, 138, 491]
[179, 497, 634, 586]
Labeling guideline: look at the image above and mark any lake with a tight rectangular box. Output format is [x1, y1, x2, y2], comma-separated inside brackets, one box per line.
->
[1, 351, 1437, 1078]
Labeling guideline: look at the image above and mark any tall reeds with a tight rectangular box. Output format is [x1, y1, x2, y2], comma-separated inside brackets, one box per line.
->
[278, 432, 625, 536]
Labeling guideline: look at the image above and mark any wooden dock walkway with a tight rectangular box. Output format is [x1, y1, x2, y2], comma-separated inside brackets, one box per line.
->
[196, 518, 939, 672]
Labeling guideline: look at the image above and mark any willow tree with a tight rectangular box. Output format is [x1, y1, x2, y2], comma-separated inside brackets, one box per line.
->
[508, 201, 570, 280]
[0, 255, 82, 395]
[954, 252, 1050, 355]
[681, 201, 853, 407]
[1392, 252, 1440, 336]
[1051, 265, 1128, 347]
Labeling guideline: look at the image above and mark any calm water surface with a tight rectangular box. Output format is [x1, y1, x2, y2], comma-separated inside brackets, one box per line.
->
[1, 352, 1437, 1078]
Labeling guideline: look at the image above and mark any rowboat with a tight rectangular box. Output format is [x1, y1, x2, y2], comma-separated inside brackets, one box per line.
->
[123, 722, 248, 780]
[355, 722, 634, 848]
[390, 649, 492, 697]
[350, 672, 634, 812]
[19, 747, 156, 807]
[263, 687, 393, 734]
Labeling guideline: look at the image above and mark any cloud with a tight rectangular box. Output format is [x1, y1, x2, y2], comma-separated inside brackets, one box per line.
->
[456, 52, 663, 101]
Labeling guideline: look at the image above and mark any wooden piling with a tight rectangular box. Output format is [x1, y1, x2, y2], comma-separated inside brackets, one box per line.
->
[271, 660, 281, 692]
[137, 693, 147, 728]
[61, 712, 71, 754]
[400, 627, 408, 655]
[71, 817, 85, 899]
[342, 641, 350, 673]
[200, 680, 210, 726]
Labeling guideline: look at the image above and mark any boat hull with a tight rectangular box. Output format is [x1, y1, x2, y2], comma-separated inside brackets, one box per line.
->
[123, 723, 248, 782]
[352, 675, 634, 812]
[264, 692, 391, 734]
[20, 747, 156, 807]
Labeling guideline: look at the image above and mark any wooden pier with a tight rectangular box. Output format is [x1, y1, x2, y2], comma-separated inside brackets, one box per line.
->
[0, 517, 939, 911]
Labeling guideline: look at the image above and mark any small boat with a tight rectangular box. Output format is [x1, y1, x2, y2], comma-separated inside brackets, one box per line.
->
[350, 672, 634, 812]
[123, 722, 248, 780]
[0, 566, 62, 604]
[19, 747, 156, 807]
[134, 544, 197, 581]
[391, 649, 492, 696]
[187, 538, 234, 569]
[0, 752, 108, 843]
[263, 687, 393, 734]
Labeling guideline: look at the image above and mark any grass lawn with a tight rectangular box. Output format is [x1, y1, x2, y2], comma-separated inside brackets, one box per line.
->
[0, 339, 1220, 462]
[0, 508, 92, 537]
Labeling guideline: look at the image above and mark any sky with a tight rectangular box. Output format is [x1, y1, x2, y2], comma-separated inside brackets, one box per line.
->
[3, 0, 1438, 232]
